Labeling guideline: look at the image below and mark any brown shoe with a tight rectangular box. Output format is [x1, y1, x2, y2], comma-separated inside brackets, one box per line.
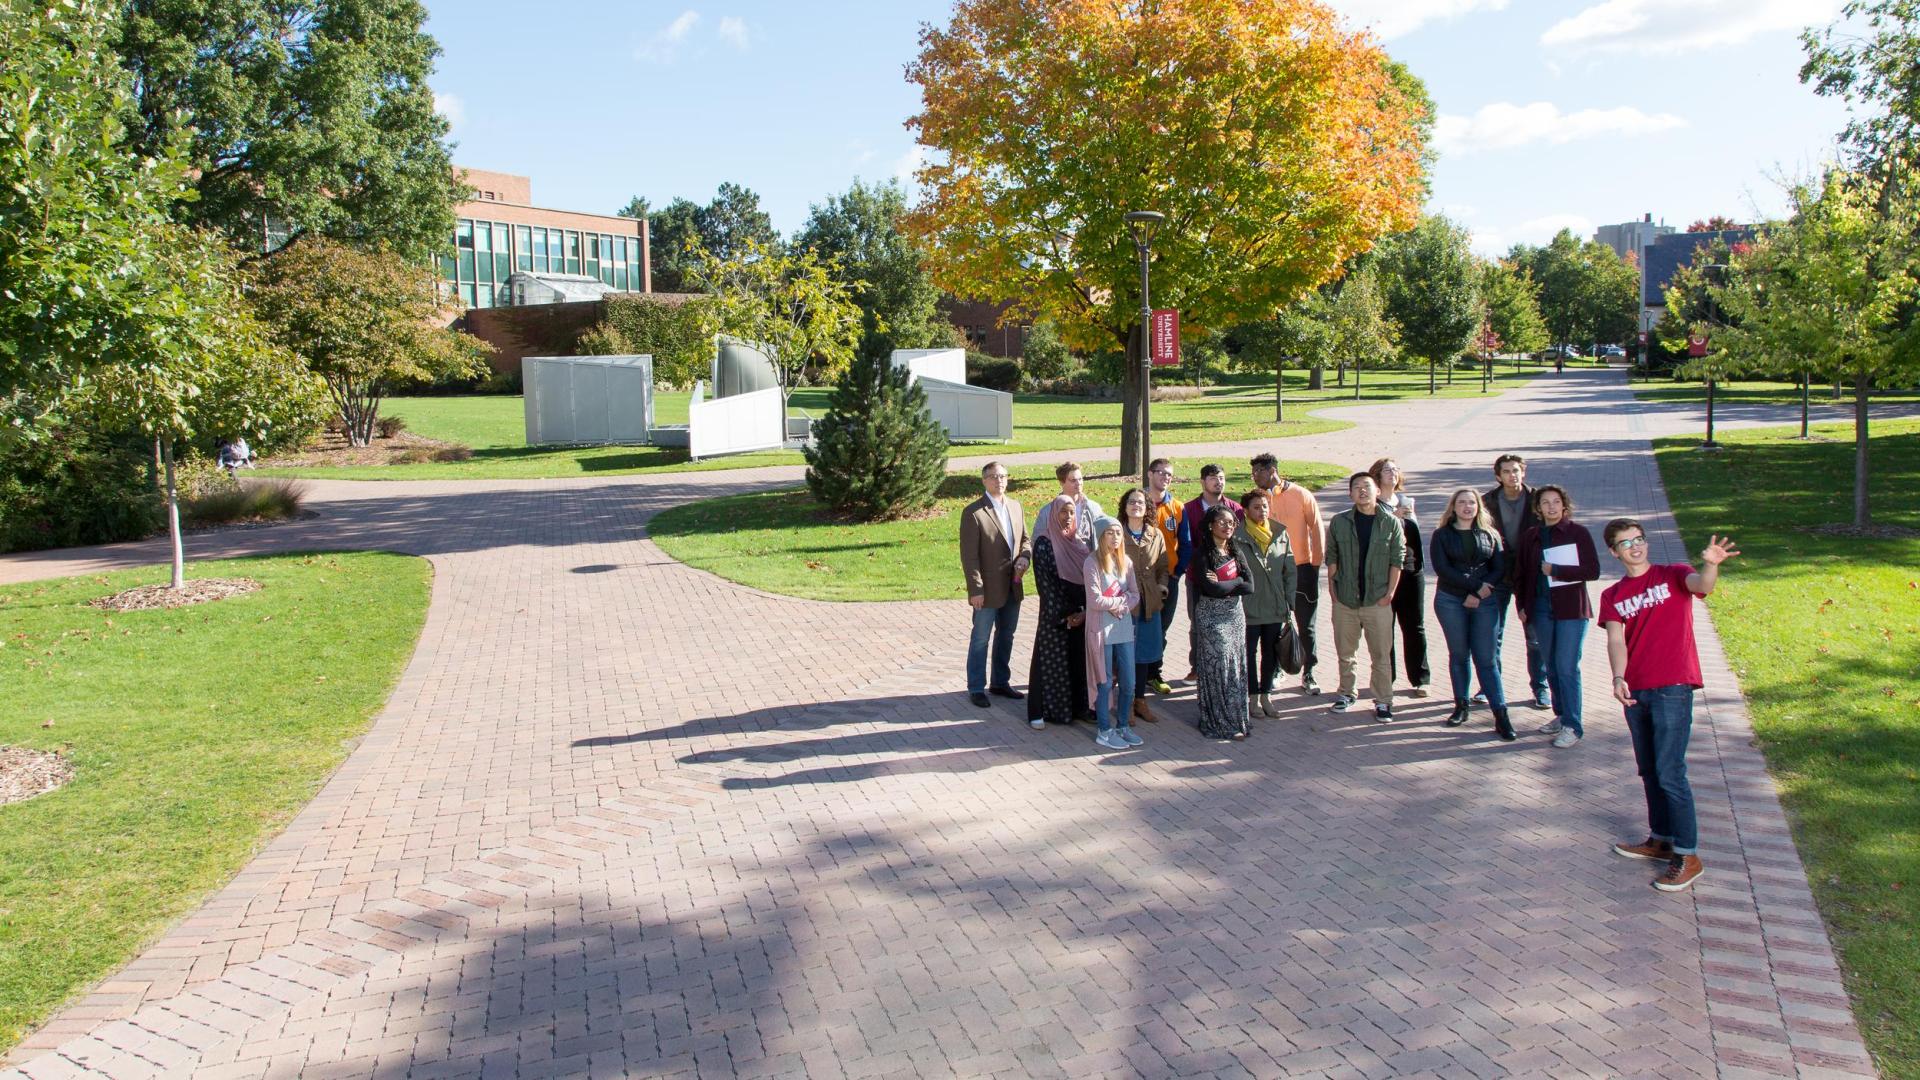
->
[1613, 837, 1674, 862]
[1653, 855, 1705, 892]
[1132, 698, 1159, 723]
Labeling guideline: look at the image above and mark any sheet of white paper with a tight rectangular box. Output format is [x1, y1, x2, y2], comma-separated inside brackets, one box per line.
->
[1542, 543, 1579, 586]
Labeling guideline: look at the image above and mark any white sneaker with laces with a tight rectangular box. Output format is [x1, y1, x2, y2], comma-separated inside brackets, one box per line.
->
[1551, 728, 1582, 749]
[1537, 718, 1563, 736]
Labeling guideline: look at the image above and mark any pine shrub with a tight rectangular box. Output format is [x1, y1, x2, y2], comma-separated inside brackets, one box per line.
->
[804, 352, 948, 521]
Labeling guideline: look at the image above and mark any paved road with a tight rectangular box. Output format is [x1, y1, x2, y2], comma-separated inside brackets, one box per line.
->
[1, 370, 1879, 1078]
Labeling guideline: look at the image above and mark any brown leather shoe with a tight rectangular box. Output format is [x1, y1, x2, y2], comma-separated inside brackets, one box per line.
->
[1653, 855, 1705, 892]
[1132, 698, 1159, 723]
[1612, 837, 1673, 862]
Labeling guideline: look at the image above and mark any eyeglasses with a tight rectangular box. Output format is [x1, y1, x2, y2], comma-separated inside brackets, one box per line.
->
[1612, 536, 1649, 550]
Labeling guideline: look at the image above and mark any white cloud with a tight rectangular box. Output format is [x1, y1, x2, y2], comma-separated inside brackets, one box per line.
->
[1469, 214, 1596, 257]
[1325, 0, 1509, 40]
[636, 10, 701, 64]
[717, 15, 749, 51]
[1435, 101, 1686, 155]
[893, 145, 926, 187]
[1541, 0, 1844, 54]
[433, 91, 464, 132]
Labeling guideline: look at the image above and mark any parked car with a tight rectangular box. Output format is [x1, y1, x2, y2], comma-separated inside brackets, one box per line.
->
[1597, 344, 1626, 358]
[1533, 345, 1578, 361]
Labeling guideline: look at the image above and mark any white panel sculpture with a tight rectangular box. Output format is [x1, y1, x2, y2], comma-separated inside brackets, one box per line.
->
[890, 348, 1014, 442]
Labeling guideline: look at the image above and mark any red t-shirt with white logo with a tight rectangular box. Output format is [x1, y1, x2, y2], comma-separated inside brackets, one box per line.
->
[1597, 563, 1703, 691]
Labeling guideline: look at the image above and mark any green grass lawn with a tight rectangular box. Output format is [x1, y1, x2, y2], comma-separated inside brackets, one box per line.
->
[0, 553, 430, 1053]
[1633, 377, 1920, 410]
[648, 458, 1346, 602]
[254, 367, 1537, 482]
[1654, 419, 1920, 1077]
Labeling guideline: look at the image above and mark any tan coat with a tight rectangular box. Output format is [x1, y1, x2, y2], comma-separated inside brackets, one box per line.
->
[1124, 524, 1170, 620]
[960, 494, 1031, 609]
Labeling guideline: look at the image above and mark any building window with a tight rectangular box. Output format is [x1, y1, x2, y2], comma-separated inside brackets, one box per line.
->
[515, 225, 532, 272]
[533, 228, 548, 273]
[565, 231, 581, 275]
[584, 234, 600, 282]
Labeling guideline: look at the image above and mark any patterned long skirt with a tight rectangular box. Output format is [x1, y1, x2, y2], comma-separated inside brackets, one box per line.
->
[1194, 593, 1250, 739]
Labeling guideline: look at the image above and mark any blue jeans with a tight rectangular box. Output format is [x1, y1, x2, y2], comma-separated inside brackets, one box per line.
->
[1529, 596, 1588, 735]
[1487, 587, 1549, 702]
[1624, 685, 1698, 854]
[966, 600, 1021, 694]
[1094, 640, 1136, 733]
[1433, 591, 1505, 707]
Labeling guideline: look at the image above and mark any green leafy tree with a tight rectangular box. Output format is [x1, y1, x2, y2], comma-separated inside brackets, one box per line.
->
[1238, 265, 1398, 419]
[1378, 215, 1480, 392]
[793, 179, 945, 360]
[1709, 170, 1920, 525]
[112, 0, 462, 259]
[1020, 319, 1078, 381]
[697, 182, 781, 263]
[577, 295, 719, 387]
[1479, 260, 1550, 357]
[803, 351, 949, 521]
[637, 197, 702, 292]
[1803, 0, 1920, 180]
[1, 0, 327, 582]
[905, 0, 1430, 473]
[1510, 229, 1641, 348]
[247, 238, 490, 446]
[1655, 239, 1751, 446]
[693, 240, 864, 402]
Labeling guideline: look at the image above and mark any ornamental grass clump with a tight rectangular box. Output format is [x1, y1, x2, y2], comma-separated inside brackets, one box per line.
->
[804, 351, 948, 521]
[183, 479, 308, 527]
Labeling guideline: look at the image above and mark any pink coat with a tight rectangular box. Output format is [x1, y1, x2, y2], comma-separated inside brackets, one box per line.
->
[1081, 554, 1140, 708]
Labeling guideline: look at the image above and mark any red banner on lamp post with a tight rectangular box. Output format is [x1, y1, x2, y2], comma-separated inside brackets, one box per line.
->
[1150, 309, 1180, 367]
[1688, 334, 1708, 357]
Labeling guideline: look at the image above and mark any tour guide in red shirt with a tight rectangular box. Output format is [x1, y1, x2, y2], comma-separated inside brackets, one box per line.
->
[1597, 517, 1740, 893]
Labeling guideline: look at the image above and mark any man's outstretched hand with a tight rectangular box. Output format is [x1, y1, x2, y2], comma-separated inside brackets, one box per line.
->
[1701, 535, 1740, 565]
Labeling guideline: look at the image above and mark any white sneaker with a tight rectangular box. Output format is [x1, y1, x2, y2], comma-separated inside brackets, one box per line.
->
[1537, 718, 1563, 736]
[1552, 729, 1582, 749]
[1095, 730, 1128, 750]
[1029, 718, 1047, 730]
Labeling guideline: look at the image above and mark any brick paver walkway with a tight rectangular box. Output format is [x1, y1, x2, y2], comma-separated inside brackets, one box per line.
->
[0, 369, 1880, 1078]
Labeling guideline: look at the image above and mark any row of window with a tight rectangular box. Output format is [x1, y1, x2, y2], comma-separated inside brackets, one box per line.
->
[439, 218, 645, 309]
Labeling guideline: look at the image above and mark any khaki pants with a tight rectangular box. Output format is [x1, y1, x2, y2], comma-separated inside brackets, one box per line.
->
[1332, 599, 1396, 706]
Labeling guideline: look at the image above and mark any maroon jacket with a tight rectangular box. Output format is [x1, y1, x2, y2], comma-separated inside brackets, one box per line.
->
[1514, 519, 1601, 620]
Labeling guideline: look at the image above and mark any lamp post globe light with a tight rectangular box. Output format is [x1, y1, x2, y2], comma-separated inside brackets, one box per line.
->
[1126, 210, 1164, 477]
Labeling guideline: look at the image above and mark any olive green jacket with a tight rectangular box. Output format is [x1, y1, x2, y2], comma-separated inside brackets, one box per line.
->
[1231, 522, 1298, 627]
[1326, 507, 1406, 608]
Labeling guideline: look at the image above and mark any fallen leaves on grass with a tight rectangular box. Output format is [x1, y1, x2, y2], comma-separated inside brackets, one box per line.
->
[0, 746, 73, 807]
[88, 579, 262, 612]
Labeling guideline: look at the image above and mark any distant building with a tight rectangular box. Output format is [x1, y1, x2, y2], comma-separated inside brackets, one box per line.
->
[441, 167, 650, 310]
[1594, 213, 1674, 269]
[943, 297, 1031, 359]
[1639, 228, 1755, 336]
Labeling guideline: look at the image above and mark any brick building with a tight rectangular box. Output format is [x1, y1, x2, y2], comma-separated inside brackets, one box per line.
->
[441, 167, 651, 311]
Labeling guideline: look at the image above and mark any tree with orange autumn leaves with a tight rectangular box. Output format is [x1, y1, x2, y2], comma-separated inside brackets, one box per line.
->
[905, 0, 1431, 474]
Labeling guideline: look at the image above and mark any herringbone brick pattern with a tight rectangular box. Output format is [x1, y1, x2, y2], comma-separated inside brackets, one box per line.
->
[0, 370, 1878, 1078]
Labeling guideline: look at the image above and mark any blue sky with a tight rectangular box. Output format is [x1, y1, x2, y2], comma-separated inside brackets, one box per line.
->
[427, 0, 1854, 256]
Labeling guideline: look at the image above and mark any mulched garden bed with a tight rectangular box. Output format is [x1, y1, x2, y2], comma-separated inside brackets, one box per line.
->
[0, 746, 73, 807]
[260, 430, 472, 469]
[89, 578, 262, 612]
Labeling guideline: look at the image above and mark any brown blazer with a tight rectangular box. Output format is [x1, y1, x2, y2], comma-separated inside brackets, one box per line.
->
[960, 494, 1031, 609]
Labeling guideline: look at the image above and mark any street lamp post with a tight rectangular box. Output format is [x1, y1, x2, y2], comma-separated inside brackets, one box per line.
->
[1126, 210, 1164, 479]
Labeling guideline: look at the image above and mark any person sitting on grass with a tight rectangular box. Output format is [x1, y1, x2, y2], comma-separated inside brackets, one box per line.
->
[1600, 518, 1740, 894]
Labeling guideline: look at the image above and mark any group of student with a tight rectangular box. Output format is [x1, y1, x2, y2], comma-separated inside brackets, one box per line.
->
[959, 451, 1740, 892]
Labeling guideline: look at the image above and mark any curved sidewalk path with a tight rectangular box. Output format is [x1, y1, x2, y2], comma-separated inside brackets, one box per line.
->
[1, 370, 1879, 1079]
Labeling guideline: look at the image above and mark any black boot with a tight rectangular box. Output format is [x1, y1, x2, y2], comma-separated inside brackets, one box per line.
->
[1445, 699, 1470, 727]
[1493, 707, 1517, 741]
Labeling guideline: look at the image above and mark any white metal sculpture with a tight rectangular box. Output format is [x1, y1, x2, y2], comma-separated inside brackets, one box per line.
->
[522, 354, 655, 445]
[891, 348, 1014, 442]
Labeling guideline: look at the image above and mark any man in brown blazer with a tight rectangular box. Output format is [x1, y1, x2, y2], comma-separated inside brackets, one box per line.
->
[961, 461, 1032, 708]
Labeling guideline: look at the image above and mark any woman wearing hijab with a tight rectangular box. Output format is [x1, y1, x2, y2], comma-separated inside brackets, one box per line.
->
[1119, 488, 1170, 724]
[1084, 516, 1144, 750]
[1027, 495, 1093, 729]
[1233, 489, 1298, 720]
[1194, 504, 1254, 740]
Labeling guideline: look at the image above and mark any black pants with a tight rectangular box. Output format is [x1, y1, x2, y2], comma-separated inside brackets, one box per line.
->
[1389, 568, 1431, 688]
[1245, 622, 1285, 694]
[1294, 564, 1320, 679]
